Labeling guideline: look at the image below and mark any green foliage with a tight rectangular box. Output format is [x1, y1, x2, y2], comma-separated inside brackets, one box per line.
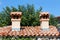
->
[0, 6, 11, 27]
[0, 4, 58, 27]
[2, 37, 34, 40]
[49, 14, 58, 26]
[0, 4, 42, 27]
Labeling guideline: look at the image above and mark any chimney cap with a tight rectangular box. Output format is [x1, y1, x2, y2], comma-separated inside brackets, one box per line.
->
[40, 12, 49, 16]
[10, 12, 22, 16]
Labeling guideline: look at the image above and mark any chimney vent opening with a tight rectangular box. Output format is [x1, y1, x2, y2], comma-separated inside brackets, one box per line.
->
[40, 14, 49, 19]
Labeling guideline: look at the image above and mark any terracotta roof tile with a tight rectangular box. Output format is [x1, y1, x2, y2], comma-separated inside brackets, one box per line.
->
[0, 26, 59, 37]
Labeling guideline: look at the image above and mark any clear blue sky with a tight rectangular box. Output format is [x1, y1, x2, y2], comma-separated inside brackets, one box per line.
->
[0, 0, 60, 16]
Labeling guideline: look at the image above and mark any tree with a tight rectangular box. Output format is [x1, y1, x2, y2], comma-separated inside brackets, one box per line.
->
[0, 4, 42, 27]
[0, 4, 58, 27]
[49, 14, 58, 26]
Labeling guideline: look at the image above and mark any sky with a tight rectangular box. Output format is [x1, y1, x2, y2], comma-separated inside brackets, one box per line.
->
[0, 0, 60, 17]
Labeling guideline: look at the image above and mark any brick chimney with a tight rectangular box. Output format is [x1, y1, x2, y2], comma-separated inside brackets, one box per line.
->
[40, 12, 49, 30]
[10, 12, 22, 31]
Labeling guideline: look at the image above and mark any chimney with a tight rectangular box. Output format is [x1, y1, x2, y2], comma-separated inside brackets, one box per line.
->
[40, 12, 49, 30]
[10, 12, 22, 31]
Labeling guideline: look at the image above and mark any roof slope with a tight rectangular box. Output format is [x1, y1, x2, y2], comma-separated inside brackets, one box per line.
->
[0, 26, 59, 37]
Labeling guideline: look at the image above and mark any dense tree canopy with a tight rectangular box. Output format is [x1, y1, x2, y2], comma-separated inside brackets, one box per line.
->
[49, 14, 58, 26]
[0, 4, 58, 27]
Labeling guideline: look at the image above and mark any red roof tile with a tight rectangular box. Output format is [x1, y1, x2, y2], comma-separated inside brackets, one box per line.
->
[0, 25, 59, 37]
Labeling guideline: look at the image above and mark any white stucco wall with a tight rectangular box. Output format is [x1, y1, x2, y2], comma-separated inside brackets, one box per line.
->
[41, 20, 49, 30]
[11, 19, 21, 31]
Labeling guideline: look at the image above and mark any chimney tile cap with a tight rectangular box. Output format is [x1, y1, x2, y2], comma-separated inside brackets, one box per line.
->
[10, 12, 22, 16]
[11, 19, 21, 21]
[40, 12, 49, 16]
[40, 19, 49, 21]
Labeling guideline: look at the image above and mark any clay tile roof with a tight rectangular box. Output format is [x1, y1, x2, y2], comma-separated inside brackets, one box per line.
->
[0, 26, 59, 37]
